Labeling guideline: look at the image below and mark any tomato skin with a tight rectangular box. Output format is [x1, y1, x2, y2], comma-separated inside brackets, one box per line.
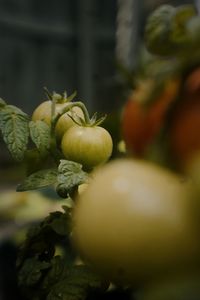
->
[32, 101, 83, 139]
[121, 79, 180, 155]
[72, 159, 200, 286]
[55, 106, 83, 140]
[32, 100, 65, 125]
[61, 125, 113, 169]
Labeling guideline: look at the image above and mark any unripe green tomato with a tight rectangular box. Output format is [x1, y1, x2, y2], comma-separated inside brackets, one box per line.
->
[61, 125, 113, 169]
[55, 106, 83, 140]
[72, 159, 200, 286]
[32, 101, 83, 139]
[32, 100, 65, 125]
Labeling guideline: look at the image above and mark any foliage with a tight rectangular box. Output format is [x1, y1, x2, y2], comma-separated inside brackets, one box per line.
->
[16, 207, 108, 300]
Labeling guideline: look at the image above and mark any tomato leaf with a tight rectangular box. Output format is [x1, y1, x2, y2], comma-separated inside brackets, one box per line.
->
[0, 98, 6, 108]
[16, 205, 105, 300]
[17, 168, 58, 191]
[145, 5, 175, 56]
[49, 210, 71, 236]
[47, 265, 106, 300]
[170, 5, 196, 45]
[57, 160, 89, 192]
[0, 105, 29, 161]
[145, 4, 197, 56]
[17, 209, 72, 269]
[41, 256, 66, 290]
[187, 16, 200, 43]
[29, 120, 51, 155]
[18, 257, 51, 287]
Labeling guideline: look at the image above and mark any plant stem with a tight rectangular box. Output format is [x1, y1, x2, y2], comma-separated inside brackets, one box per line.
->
[52, 101, 91, 130]
[51, 96, 57, 136]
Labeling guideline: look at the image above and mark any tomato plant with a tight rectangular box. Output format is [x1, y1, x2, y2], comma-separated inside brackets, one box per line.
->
[72, 158, 200, 286]
[0, 89, 114, 300]
[1, 3, 200, 300]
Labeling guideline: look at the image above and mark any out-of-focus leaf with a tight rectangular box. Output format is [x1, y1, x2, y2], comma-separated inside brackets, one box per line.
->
[47, 265, 107, 300]
[170, 5, 197, 45]
[187, 16, 200, 42]
[145, 5, 175, 55]
[17, 210, 71, 269]
[145, 4, 197, 56]
[18, 257, 51, 287]
[17, 168, 57, 191]
[42, 256, 66, 290]
[0, 98, 6, 108]
[49, 211, 71, 236]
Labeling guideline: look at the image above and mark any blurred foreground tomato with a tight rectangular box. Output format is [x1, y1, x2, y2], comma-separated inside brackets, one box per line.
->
[121, 79, 180, 156]
[72, 159, 200, 287]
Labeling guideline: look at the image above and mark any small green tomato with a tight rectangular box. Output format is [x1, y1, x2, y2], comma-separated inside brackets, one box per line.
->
[61, 125, 113, 169]
[32, 101, 83, 140]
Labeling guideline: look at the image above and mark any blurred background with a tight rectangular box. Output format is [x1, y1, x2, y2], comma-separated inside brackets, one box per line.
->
[0, 0, 199, 299]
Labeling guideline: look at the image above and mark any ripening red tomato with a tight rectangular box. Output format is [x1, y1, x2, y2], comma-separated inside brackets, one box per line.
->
[170, 68, 200, 167]
[170, 97, 200, 166]
[121, 79, 180, 156]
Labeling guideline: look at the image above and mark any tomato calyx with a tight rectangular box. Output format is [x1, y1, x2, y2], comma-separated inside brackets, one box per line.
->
[67, 111, 107, 128]
[43, 87, 77, 104]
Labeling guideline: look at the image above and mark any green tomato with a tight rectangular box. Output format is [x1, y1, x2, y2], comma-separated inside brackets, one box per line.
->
[32, 101, 83, 139]
[55, 106, 83, 140]
[61, 125, 113, 169]
[72, 159, 200, 286]
[32, 100, 64, 125]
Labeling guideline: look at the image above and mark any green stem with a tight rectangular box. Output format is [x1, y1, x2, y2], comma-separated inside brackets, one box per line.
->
[49, 96, 61, 164]
[43, 87, 53, 100]
[75, 102, 91, 123]
[51, 96, 57, 137]
[52, 101, 91, 130]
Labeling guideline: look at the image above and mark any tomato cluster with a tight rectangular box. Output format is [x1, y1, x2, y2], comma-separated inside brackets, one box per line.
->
[32, 93, 113, 170]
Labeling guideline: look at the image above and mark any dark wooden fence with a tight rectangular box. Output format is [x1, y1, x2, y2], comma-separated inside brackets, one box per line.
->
[0, 0, 117, 114]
